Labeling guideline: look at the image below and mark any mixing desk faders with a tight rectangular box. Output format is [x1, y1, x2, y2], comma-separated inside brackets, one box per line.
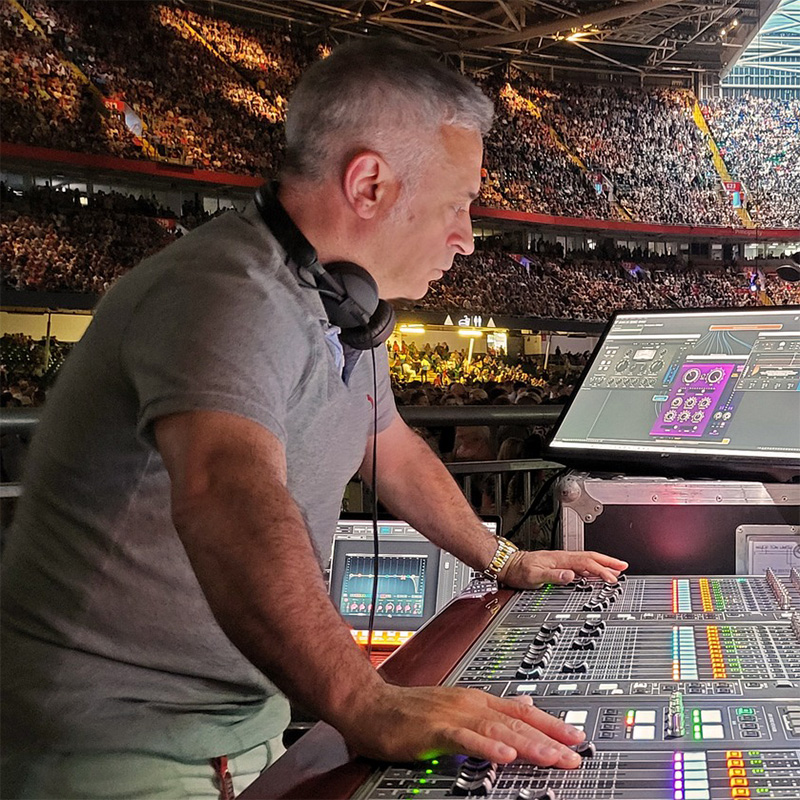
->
[355, 572, 800, 800]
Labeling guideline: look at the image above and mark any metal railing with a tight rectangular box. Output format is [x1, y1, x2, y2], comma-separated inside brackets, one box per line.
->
[1, 406, 567, 542]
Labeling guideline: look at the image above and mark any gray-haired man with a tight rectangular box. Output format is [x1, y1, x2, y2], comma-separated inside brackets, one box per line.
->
[1, 37, 626, 798]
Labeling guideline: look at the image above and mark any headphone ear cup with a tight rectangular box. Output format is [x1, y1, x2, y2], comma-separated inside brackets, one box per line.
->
[339, 300, 396, 350]
[321, 262, 379, 329]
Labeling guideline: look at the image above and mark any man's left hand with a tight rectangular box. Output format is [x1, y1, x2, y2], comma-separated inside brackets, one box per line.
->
[499, 549, 627, 588]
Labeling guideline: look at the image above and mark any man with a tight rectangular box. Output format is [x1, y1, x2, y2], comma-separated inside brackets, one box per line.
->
[1, 38, 626, 798]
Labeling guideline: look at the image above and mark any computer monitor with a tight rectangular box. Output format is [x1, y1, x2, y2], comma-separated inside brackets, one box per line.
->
[328, 516, 499, 646]
[546, 307, 800, 482]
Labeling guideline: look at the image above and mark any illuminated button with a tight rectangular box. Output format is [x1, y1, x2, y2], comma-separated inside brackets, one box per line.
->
[702, 725, 725, 739]
[564, 711, 588, 725]
[635, 710, 657, 724]
[700, 710, 722, 724]
[555, 683, 579, 694]
[684, 766, 707, 775]
[632, 725, 655, 740]
[684, 791, 710, 800]
[685, 780, 710, 791]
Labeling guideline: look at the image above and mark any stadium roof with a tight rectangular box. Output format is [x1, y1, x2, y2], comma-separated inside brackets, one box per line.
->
[722, 0, 800, 88]
[186, 0, 782, 80]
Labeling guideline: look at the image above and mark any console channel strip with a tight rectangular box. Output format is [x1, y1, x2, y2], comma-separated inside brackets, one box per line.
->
[354, 574, 800, 800]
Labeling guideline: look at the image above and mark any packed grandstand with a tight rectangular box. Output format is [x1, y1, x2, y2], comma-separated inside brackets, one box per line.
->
[2, 1, 798, 226]
[1, 0, 799, 409]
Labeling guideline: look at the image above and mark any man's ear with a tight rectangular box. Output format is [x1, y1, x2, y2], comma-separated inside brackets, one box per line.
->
[342, 151, 401, 220]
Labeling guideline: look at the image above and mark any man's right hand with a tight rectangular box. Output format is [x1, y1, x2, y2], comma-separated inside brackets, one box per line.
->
[338, 685, 585, 767]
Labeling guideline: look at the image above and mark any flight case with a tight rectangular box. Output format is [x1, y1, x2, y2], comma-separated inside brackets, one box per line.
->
[558, 475, 800, 574]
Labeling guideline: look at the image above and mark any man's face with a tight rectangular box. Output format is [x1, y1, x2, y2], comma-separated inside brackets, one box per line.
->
[379, 125, 483, 300]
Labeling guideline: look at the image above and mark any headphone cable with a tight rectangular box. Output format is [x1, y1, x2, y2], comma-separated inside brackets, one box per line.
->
[365, 345, 380, 662]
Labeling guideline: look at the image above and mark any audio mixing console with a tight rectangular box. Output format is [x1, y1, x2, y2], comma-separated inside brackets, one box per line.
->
[353, 570, 800, 800]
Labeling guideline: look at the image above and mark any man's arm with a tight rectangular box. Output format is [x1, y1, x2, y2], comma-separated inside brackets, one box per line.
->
[155, 409, 585, 767]
[360, 415, 627, 586]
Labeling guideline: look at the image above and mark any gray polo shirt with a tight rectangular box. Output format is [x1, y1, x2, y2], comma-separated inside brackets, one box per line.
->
[1, 204, 397, 759]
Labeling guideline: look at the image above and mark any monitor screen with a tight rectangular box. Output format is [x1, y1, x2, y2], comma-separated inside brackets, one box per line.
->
[547, 307, 800, 481]
[328, 518, 497, 642]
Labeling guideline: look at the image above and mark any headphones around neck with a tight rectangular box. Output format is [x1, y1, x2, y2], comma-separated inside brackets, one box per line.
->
[254, 182, 395, 350]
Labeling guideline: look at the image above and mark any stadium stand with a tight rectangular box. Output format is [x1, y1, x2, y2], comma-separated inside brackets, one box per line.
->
[702, 95, 800, 228]
[2, 2, 797, 227]
[2, 186, 798, 308]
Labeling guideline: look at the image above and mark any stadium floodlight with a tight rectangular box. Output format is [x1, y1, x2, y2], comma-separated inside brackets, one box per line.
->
[775, 252, 800, 283]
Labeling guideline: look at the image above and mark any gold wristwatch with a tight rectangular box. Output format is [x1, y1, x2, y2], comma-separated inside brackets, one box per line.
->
[482, 536, 519, 581]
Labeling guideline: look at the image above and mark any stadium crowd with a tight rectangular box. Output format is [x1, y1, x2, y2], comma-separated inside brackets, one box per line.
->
[414, 249, 800, 320]
[0, 183, 176, 293]
[703, 95, 800, 228]
[0, 1, 137, 157]
[548, 84, 739, 227]
[2, 2, 797, 228]
[3, 184, 798, 308]
[0, 332, 70, 407]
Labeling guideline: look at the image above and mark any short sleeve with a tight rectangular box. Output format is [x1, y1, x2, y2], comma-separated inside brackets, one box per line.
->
[372, 345, 398, 433]
[120, 266, 310, 449]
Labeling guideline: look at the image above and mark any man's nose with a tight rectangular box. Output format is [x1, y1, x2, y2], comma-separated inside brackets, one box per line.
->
[450, 213, 475, 256]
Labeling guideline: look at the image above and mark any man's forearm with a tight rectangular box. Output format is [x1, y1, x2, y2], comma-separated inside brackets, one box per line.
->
[365, 424, 497, 572]
[172, 474, 386, 730]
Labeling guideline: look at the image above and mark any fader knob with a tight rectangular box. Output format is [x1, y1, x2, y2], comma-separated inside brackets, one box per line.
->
[461, 757, 492, 774]
[562, 660, 588, 673]
[517, 789, 555, 800]
[575, 740, 597, 758]
[516, 666, 544, 680]
[571, 636, 596, 651]
[540, 623, 564, 635]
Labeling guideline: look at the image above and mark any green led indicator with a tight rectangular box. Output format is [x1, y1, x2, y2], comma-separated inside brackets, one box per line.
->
[737, 708, 754, 715]
[419, 779, 427, 784]
[752, 768, 765, 774]
[431, 760, 439, 766]
[425, 769, 433, 774]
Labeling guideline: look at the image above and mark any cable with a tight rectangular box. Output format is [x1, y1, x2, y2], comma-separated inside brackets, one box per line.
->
[505, 466, 570, 543]
[365, 345, 380, 662]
